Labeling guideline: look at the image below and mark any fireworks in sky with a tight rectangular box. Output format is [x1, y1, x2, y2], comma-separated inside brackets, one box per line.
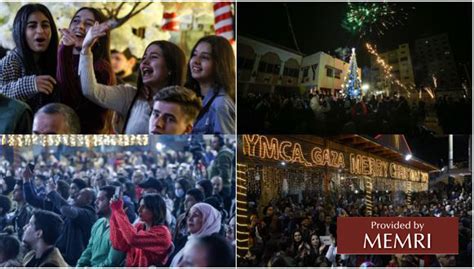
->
[342, 2, 414, 38]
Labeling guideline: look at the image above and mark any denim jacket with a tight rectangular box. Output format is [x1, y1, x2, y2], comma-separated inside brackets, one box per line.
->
[192, 87, 235, 134]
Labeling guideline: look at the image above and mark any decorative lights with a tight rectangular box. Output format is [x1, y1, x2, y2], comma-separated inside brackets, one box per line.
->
[0, 135, 149, 147]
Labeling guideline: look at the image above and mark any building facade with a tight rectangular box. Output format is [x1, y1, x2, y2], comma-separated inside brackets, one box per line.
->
[414, 33, 462, 96]
[237, 36, 360, 96]
[369, 43, 416, 97]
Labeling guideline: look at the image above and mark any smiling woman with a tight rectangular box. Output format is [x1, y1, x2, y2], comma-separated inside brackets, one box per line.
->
[185, 35, 236, 134]
[0, 3, 59, 112]
[56, 7, 116, 134]
[78, 23, 186, 134]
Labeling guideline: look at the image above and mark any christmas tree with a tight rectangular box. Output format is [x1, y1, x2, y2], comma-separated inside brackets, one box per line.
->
[342, 48, 362, 99]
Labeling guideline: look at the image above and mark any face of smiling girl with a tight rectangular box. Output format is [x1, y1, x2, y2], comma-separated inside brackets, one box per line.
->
[69, 9, 96, 48]
[140, 44, 169, 89]
[25, 11, 52, 53]
[189, 41, 215, 84]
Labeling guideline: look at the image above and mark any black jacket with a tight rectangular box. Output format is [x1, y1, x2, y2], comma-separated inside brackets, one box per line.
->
[48, 191, 97, 266]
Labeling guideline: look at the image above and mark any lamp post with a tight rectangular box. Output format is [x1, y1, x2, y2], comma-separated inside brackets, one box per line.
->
[362, 84, 370, 97]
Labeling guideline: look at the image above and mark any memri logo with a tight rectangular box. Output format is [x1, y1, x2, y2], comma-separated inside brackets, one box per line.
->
[338, 217, 458, 254]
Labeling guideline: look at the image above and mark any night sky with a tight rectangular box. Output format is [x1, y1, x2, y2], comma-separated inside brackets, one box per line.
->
[238, 2, 472, 69]
[405, 135, 470, 168]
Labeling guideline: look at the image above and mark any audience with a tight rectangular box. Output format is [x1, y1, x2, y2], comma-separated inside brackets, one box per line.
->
[241, 176, 472, 267]
[0, 136, 236, 267]
[239, 91, 471, 134]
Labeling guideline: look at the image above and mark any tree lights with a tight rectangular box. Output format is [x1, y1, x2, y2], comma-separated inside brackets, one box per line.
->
[342, 48, 362, 99]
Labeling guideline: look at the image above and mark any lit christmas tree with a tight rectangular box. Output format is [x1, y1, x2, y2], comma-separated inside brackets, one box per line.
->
[342, 48, 362, 99]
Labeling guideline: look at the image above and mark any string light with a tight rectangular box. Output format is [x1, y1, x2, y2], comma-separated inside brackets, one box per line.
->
[366, 43, 415, 95]
[365, 177, 373, 216]
[0, 135, 149, 147]
[236, 163, 249, 257]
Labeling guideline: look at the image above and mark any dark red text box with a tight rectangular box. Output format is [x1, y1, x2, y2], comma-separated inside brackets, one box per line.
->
[337, 217, 458, 254]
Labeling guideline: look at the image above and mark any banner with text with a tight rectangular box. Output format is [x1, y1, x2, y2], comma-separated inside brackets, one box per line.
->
[337, 217, 458, 254]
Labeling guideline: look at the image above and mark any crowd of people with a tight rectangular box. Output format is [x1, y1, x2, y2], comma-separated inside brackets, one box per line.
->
[0, 135, 236, 267]
[0, 4, 236, 135]
[240, 176, 472, 267]
[238, 91, 471, 135]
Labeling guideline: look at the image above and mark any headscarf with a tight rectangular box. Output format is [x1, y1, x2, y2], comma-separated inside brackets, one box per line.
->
[187, 202, 222, 239]
[170, 202, 222, 267]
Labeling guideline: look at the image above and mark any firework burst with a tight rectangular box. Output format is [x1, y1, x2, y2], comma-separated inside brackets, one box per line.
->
[342, 2, 414, 38]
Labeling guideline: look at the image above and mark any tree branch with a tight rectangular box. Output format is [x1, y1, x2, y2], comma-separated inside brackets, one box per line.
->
[110, 2, 153, 29]
[103, 6, 114, 18]
[114, 2, 125, 17]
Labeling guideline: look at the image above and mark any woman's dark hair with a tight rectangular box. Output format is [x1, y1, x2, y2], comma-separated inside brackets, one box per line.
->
[197, 179, 213, 198]
[0, 195, 11, 216]
[70, 7, 113, 67]
[263, 205, 273, 216]
[193, 234, 235, 267]
[293, 229, 302, 239]
[12, 3, 58, 77]
[310, 232, 321, 248]
[139, 193, 167, 226]
[177, 177, 191, 194]
[185, 35, 235, 101]
[136, 40, 186, 95]
[0, 233, 20, 261]
[186, 188, 204, 203]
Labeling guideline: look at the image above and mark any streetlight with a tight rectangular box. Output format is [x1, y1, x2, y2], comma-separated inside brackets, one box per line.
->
[405, 154, 412, 161]
[155, 142, 165, 151]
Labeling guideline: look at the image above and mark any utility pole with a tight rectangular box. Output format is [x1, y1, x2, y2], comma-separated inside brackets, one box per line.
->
[449, 134, 454, 170]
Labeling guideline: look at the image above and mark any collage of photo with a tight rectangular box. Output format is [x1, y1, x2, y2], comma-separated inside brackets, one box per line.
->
[0, 1, 471, 268]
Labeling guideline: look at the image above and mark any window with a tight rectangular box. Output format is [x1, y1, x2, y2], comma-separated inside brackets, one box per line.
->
[259, 61, 280, 74]
[302, 67, 309, 77]
[284, 67, 299, 78]
[311, 64, 318, 80]
[301, 67, 309, 83]
[326, 67, 333, 77]
[400, 56, 408, 61]
[335, 70, 342, 79]
[237, 56, 255, 70]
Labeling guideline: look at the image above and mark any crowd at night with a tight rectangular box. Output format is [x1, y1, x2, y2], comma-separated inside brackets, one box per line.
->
[239, 91, 470, 134]
[237, 3, 472, 135]
[240, 177, 471, 267]
[0, 136, 235, 267]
